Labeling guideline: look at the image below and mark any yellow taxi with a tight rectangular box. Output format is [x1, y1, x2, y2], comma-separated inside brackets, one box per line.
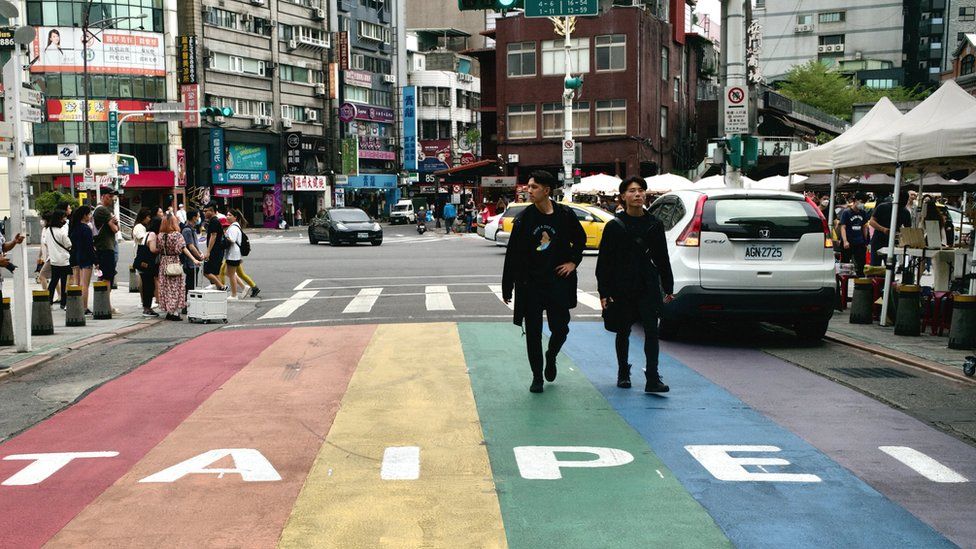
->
[495, 202, 617, 250]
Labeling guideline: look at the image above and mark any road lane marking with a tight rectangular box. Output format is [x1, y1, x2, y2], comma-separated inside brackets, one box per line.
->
[343, 288, 383, 314]
[303, 274, 498, 282]
[879, 446, 969, 483]
[259, 291, 317, 319]
[293, 279, 314, 291]
[489, 285, 514, 310]
[426, 286, 455, 311]
[380, 447, 421, 480]
[576, 290, 602, 310]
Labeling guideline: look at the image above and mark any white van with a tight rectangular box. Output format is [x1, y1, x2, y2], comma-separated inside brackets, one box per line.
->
[389, 200, 416, 224]
[651, 188, 836, 341]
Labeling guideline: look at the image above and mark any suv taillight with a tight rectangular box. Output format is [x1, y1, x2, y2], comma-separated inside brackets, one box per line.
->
[805, 196, 833, 248]
[676, 195, 708, 247]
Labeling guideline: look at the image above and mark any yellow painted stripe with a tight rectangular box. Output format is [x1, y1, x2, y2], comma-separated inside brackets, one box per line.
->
[278, 323, 507, 548]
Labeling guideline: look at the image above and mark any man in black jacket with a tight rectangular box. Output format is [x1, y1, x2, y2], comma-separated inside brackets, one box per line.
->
[502, 170, 587, 393]
[595, 177, 673, 393]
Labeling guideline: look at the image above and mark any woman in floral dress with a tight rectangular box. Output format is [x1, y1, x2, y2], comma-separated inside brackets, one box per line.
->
[152, 214, 201, 321]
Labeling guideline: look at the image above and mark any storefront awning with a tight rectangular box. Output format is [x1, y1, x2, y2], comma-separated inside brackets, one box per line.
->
[55, 170, 175, 190]
[433, 159, 497, 178]
[0, 154, 140, 177]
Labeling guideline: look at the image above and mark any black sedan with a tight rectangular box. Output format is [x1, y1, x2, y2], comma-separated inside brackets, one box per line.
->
[309, 208, 383, 246]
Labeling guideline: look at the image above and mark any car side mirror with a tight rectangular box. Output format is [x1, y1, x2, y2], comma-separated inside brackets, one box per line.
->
[584, 216, 594, 222]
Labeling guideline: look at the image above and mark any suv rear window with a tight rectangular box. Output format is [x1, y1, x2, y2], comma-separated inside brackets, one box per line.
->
[503, 205, 528, 218]
[701, 198, 823, 240]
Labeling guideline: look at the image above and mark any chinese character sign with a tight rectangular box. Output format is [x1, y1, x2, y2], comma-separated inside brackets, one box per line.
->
[211, 128, 225, 184]
[403, 86, 417, 171]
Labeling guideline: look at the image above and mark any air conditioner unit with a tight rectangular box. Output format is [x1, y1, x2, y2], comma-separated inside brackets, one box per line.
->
[314, 83, 326, 96]
[834, 44, 845, 52]
[281, 118, 293, 129]
[441, 99, 451, 107]
[312, 7, 325, 20]
[854, 50, 863, 60]
[202, 5, 213, 16]
[250, 0, 266, 5]
[252, 116, 271, 128]
[307, 110, 318, 122]
[794, 24, 813, 33]
[242, 13, 253, 23]
[382, 74, 396, 84]
[458, 73, 473, 83]
[817, 45, 828, 53]
[287, 39, 298, 51]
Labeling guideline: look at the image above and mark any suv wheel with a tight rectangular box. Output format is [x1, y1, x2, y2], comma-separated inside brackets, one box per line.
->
[659, 317, 682, 341]
[794, 320, 829, 342]
[309, 231, 318, 245]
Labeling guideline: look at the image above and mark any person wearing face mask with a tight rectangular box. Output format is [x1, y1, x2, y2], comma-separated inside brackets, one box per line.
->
[840, 193, 869, 277]
[819, 196, 831, 219]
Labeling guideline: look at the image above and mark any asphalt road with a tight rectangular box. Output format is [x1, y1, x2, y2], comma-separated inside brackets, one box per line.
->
[0, 222, 974, 547]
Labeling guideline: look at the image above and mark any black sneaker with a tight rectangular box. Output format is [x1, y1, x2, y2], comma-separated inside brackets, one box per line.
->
[529, 378, 544, 393]
[544, 351, 557, 382]
[249, 287, 260, 298]
[645, 376, 670, 393]
[617, 364, 632, 388]
[165, 314, 182, 321]
[142, 309, 160, 318]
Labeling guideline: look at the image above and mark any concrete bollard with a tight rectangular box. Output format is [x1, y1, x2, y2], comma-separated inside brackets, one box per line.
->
[92, 281, 112, 320]
[894, 284, 921, 336]
[948, 294, 976, 349]
[849, 278, 875, 324]
[129, 267, 141, 293]
[0, 298, 11, 346]
[31, 290, 54, 336]
[65, 285, 86, 327]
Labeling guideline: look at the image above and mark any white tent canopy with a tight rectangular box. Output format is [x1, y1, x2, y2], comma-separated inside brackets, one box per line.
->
[788, 97, 902, 175]
[751, 175, 804, 191]
[645, 173, 693, 193]
[570, 173, 621, 195]
[693, 174, 757, 188]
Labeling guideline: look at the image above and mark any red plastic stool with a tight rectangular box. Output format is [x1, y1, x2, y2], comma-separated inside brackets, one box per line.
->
[836, 274, 855, 310]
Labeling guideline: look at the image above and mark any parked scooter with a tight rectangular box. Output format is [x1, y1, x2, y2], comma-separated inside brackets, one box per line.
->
[417, 207, 427, 234]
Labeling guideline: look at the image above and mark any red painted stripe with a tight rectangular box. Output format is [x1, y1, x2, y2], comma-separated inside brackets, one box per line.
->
[0, 328, 288, 549]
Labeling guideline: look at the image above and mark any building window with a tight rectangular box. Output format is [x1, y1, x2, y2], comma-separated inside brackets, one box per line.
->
[963, 55, 976, 76]
[280, 64, 310, 83]
[595, 34, 626, 71]
[864, 78, 897, 89]
[507, 42, 536, 77]
[673, 77, 680, 102]
[960, 7, 975, 21]
[819, 35, 844, 46]
[358, 21, 390, 43]
[351, 54, 366, 71]
[507, 104, 537, 139]
[595, 99, 626, 135]
[797, 14, 813, 25]
[661, 47, 669, 80]
[660, 106, 668, 139]
[346, 85, 371, 103]
[541, 102, 590, 138]
[818, 11, 845, 24]
[421, 87, 437, 107]
[541, 38, 590, 75]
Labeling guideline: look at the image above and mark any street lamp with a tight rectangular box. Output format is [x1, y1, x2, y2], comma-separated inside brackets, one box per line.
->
[80, 0, 148, 172]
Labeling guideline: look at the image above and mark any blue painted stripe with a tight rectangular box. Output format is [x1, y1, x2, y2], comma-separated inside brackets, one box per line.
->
[559, 322, 955, 549]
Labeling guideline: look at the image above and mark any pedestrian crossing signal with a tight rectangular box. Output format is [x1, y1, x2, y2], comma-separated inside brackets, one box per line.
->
[201, 106, 234, 118]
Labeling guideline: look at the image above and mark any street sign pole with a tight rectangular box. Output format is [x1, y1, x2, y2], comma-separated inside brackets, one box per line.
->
[68, 160, 75, 198]
[3, 39, 31, 352]
[721, 0, 748, 189]
[562, 16, 573, 186]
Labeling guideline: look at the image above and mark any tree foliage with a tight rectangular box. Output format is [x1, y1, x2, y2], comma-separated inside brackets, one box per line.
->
[34, 191, 71, 218]
[777, 61, 929, 121]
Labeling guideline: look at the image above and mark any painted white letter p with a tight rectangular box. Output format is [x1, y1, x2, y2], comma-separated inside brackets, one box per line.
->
[514, 446, 634, 480]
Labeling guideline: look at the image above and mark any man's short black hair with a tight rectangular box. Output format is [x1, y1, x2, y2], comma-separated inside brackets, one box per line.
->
[187, 208, 199, 220]
[529, 170, 561, 189]
[619, 176, 646, 195]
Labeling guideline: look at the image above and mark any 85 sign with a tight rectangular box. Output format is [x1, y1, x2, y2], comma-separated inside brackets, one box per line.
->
[0, 27, 15, 49]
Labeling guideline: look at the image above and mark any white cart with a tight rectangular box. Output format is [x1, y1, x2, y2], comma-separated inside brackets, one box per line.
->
[187, 289, 228, 323]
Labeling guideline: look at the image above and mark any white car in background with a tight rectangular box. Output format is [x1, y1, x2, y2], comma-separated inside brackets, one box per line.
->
[651, 188, 835, 341]
[483, 213, 503, 242]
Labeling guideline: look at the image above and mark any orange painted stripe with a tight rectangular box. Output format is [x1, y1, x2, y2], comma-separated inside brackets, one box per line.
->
[46, 325, 375, 548]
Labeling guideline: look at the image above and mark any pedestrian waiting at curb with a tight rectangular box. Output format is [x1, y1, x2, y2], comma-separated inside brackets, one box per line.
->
[502, 170, 587, 394]
[839, 192, 869, 277]
[443, 202, 457, 234]
[218, 209, 259, 298]
[0, 228, 25, 369]
[596, 176, 673, 393]
[181, 209, 203, 313]
[202, 203, 226, 291]
[136, 217, 161, 317]
[45, 209, 72, 310]
[156, 214, 200, 321]
[93, 189, 120, 312]
[68, 206, 96, 315]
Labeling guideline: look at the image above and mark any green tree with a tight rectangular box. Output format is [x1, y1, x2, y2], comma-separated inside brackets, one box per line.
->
[34, 191, 71, 218]
[777, 61, 928, 121]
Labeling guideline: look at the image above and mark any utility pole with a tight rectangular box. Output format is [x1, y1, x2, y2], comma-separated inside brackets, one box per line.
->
[720, 0, 747, 188]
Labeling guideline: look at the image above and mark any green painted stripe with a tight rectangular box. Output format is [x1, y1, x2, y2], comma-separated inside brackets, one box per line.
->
[458, 323, 731, 549]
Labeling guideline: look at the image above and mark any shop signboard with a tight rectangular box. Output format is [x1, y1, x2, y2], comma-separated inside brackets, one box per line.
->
[182, 84, 201, 128]
[344, 70, 372, 87]
[328, 63, 339, 99]
[30, 27, 165, 76]
[285, 132, 302, 174]
[481, 176, 516, 188]
[224, 170, 275, 185]
[340, 103, 394, 124]
[340, 138, 359, 175]
[288, 175, 330, 191]
[338, 102, 358, 123]
[214, 186, 244, 198]
[210, 128, 225, 183]
[345, 174, 397, 189]
[418, 140, 451, 172]
[177, 35, 197, 84]
[403, 86, 417, 171]
[176, 149, 186, 186]
[337, 31, 350, 70]
[46, 99, 153, 122]
[227, 143, 268, 171]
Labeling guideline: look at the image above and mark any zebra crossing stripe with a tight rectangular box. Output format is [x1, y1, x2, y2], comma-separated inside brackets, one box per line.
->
[575, 291, 602, 311]
[343, 288, 383, 314]
[425, 286, 455, 311]
[488, 285, 514, 310]
[259, 291, 318, 320]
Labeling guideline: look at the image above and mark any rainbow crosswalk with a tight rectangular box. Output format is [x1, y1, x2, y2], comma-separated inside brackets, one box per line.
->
[0, 322, 972, 548]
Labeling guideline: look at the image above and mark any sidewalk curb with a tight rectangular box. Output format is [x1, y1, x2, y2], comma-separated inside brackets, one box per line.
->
[825, 331, 975, 384]
[0, 319, 161, 381]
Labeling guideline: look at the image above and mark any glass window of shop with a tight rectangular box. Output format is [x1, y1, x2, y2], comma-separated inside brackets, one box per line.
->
[33, 121, 168, 168]
[27, 0, 165, 33]
[42, 74, 166, 101]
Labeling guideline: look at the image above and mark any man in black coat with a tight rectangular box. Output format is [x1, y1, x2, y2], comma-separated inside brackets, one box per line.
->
[502, 170, 587, 393]
[595, 177, 674, 393]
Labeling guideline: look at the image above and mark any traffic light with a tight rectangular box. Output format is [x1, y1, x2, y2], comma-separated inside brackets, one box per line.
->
[564, 75, 584, 90]
[726, 135, 742, 169]
[743, 135, 759, 169]
[457, 0, 523, 10]
[201, 106, 234, 118]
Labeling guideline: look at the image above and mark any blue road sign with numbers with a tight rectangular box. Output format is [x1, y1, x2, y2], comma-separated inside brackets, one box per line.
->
[525, 0, 597, 17]
[108, 110, 119, 153]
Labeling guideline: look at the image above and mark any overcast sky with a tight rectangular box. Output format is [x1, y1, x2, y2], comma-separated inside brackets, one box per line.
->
[696, 0, 721, 20]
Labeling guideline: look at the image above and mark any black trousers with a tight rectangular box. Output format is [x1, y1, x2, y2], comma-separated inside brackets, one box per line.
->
[139, 270, 156, 309]
[47, 265, 71, 304]
[842, 243, 867, 276]
[614, 296, 661, 379]
[522, 285, 571, 377]
[870, 240, 885, 267]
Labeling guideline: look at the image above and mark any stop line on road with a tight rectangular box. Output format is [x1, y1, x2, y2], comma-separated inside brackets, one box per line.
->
[0, 322, 971, 547]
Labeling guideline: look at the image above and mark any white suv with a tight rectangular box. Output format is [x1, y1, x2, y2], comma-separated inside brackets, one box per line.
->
[650, 188, 835, 341]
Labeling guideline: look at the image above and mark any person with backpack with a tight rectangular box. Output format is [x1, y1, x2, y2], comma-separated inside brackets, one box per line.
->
[45, 209, 72, 309]
[217, 208, 259, 298]
[595, 177, 673, 393]
[223, 209, 247, 300]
